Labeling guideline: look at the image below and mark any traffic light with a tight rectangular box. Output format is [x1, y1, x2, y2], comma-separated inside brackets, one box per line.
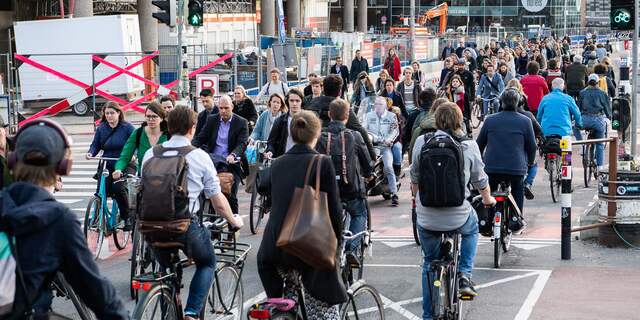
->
[611, 0, 634, 30]
[188, 0, 204, 27]
[152, 0, 176, 27]
[612, 97, 631, 132]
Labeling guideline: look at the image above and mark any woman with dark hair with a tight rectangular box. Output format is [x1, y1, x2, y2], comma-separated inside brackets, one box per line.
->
[446, 74, 466, 113]
[383, 48, 402, 81]
[351, 71, 375, 107]
[265, 88, 305, 158]
[379, 78, 408, 119]
[516, 50, 529, 76]
[113, 101, 168, 178]
[86, 101, 135, 229]
[258, 110, 345, 319]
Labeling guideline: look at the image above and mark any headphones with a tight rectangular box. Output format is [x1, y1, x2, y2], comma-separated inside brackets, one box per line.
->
[8, 119, 73, 176]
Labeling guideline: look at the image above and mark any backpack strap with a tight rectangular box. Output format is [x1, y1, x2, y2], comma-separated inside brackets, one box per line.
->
[340, 131, 348, 185]
[135, 124, 146, 150]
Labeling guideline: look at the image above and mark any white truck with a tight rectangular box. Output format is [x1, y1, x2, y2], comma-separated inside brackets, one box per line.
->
[14, 15, 145, 115]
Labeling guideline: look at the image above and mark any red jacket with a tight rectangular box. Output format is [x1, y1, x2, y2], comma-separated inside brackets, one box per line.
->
[520, 74, 549, 112]
[384, 56, 402, 81]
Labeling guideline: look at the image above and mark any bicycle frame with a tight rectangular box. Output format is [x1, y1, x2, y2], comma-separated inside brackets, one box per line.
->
[88, 159, 120, 234]
[427, 231, 463, 319]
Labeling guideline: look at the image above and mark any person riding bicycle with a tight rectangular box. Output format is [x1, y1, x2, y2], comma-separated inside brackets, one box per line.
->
[578, 74, 611, 170]
[258, 111, 346, 319]
[86, 101, 135, 230]
[250, 93, 286, 144]
[537, 78, 583, 152]
[410, 103, 496, 320]
[141, 106, 243, 320]
[477, 89, 537, 227]
[476, 64, 505, 117]
[2, 119, 129, 319]
[255, 68, 289, 104]
[316, 98, 373, 255]
[520, 61, 549, 116]
[363, 96, 400, 206]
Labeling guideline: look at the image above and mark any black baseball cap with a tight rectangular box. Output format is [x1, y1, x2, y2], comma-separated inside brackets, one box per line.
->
[15, 122, 67, 166]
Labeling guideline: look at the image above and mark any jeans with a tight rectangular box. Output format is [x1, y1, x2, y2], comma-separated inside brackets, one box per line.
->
[488, 174, 525, 214]
[524, 163, 538, 187]
[482, 98, 499, 115]
[379, 146, 398, 194]
[343, 197, 368, 251]
[581, 115, 607, 166]
[418, 211, 479, 320]
[391, 142, 402, 166]
[153, 221, 216, 316]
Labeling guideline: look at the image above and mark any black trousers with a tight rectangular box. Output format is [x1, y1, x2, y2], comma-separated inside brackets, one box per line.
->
[488, 173, 525, 215]
[226, 173, 240, 215]
[106, 172, 130, 220]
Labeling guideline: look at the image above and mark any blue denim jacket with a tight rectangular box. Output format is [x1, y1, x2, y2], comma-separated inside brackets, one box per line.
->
[578, 87, 611, 118]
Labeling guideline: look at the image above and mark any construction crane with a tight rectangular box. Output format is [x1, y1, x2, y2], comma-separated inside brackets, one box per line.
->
[418, 2, 448, 34]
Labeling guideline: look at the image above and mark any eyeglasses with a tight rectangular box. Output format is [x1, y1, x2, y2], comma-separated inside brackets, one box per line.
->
[145, 115, 160, 120]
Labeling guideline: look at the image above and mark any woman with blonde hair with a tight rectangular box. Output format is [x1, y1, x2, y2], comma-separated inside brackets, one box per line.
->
[376, 69, 390, 93]
[233, 84, 258, 127]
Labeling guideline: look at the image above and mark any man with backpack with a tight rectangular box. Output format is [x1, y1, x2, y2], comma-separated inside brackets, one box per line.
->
[255, 68, 290, 103]
[140, 106, 243, 320]
[0, 119, 128, 319]
[316, 98, 373, 253]
[410, 102, 495, 320]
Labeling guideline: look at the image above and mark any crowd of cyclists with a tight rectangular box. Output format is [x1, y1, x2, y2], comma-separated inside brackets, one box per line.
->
[0, 32, 620, 320]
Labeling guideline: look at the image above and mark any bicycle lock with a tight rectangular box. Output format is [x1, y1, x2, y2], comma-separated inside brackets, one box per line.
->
[562, 134, 620, 260]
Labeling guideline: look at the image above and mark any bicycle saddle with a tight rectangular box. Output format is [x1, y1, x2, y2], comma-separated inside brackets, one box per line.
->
[265, 298, 296, 311]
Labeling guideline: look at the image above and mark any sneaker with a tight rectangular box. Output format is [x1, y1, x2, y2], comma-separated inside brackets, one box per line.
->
[458, 274, 478, 297]
[391, 194, 399, 206]
[346, 251, 361, 267]
[511, 219, 528, 235]
[524, 184, 534, 200]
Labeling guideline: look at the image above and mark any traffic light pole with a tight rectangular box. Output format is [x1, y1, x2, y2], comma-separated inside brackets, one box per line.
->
[176, 0, 187, 100]
[632, 0, 639, 156]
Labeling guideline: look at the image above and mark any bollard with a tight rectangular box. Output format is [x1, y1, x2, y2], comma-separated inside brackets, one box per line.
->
[560, 136, 572, 260]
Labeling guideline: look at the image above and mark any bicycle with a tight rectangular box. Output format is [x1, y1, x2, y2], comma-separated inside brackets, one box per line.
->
[249, 140, 272, 234]
[489, 182, 519, 268]
[425, 230, 473, 320]
[50, 272, 96, 320]
[581, 129, 599, 188]
[83, 157, 130, 260]
[248, 209, 384, 320]
[131, 213, 250, 320]
[470, 96, 499, 129]
[541, 136, 562, 203]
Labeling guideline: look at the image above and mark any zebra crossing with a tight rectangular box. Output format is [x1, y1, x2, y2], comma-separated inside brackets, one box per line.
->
[58, 139, 98, 212]
[373, 235, 561, 250]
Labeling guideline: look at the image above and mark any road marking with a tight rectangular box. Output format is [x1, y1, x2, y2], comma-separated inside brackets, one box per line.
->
[57, 199, 83, 204]
[62, 177, 96, 182]
[379, 294, 421, 320]
[59, 184, 97, 190]
[70, 171, 95, 176]
[242, 292, 266, 312]
[54, 191, 93, 197]
[514, 270, 552, 320]
[475, 271, 539, 289]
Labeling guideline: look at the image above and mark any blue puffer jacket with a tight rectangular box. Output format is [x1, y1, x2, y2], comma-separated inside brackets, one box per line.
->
[1, 182, 129, 319]
[537, 89, 583, 137]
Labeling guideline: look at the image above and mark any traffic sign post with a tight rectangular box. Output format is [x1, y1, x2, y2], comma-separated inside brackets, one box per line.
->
[560, 136, 572, 260]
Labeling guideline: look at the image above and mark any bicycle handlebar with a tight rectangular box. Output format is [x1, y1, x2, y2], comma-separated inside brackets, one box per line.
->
[87, 156, 119, 161]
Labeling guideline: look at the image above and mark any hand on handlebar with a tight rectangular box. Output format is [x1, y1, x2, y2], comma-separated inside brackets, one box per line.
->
[231, 214, 244, 230]
[264, 151, 273, 159]
[226, 154, 239, 164]
[112, 170, 123, 180]
[482, 196, 497, 208]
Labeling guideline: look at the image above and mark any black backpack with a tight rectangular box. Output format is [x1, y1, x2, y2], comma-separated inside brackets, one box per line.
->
[418, 132, 468, 207]
[319, 130, 359, 198]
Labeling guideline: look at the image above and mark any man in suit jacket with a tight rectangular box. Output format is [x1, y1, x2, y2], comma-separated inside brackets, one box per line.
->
[193, 95, 248, 215]
[195, 89, 218, 137]
[330, 56, 350, 98]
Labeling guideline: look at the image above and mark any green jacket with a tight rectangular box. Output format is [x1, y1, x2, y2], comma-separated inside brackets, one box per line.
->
[115, 127, 168, 173]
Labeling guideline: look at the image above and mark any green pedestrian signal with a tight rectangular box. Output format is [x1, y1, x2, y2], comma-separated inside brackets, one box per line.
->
[188, 0, 203, 27]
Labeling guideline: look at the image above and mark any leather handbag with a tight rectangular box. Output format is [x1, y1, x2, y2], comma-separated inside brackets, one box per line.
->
[217, 172, 234, 195]
[276, 155, 337, 271]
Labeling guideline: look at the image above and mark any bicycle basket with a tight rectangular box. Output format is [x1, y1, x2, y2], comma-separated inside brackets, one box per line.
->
[126, 176, 141, 210]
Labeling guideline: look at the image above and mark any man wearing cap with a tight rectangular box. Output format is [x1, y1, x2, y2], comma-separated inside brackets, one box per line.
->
[577, 74, 611, 170]
[0, 119, 129, 319]
[0, 115, 11, 188]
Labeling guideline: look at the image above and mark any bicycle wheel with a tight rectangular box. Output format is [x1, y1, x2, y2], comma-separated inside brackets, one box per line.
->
[113, 213, 131, 250]
[501, 216, 512, 253]
[206, 264, 243, 319]
[249, 187, 263, 234]
[132, 284, 179, 320]
[582, 145, 590, 188]
[84, 196, 105, 260]
[470, 103, 482, 129]
[588, 145, 597, 185]
[130, 228, 146, 300]
[340, 283, 385, 320]
[548, 159, 559, 203]
[54, 273, 97, 320]
[429, 264, 449, 319]
[493, 212, 502, 268]
[411, 200, 420, 245]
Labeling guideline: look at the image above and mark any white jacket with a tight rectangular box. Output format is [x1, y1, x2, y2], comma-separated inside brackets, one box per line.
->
[363, 110, 399, 145]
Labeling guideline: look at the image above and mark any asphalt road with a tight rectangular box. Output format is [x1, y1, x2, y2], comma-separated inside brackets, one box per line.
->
[46, 114, 637, 320]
